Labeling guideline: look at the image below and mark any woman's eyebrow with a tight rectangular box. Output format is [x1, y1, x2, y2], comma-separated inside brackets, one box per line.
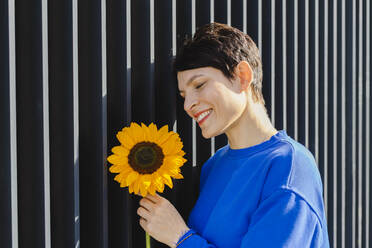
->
[179, 74, 205, 93]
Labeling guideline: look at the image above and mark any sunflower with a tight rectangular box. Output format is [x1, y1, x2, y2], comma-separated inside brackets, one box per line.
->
[107, 122, 187, 197]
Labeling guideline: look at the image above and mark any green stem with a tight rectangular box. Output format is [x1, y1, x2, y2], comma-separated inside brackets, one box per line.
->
[146, 232, 151, 248]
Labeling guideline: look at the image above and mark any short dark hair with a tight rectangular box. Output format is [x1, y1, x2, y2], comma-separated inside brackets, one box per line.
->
[173, 22, 264, 104]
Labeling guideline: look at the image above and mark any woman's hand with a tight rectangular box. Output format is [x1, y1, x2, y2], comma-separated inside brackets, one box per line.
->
[137, 193, 190, 248]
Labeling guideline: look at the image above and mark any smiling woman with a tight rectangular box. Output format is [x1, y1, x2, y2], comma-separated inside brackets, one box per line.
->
[166, 22, 330, 248]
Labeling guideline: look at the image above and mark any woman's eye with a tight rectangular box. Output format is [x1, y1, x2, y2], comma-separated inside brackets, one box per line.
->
[196, 82, 205, 89]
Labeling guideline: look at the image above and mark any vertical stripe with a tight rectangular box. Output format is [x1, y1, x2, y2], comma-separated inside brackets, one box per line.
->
[271, 0, 275, 125]
[126, 0, 131, 123]
[341, 0, 346, 246]
[282, 0, 287, 131]
[314, 0, 319, 163]
[323, 0, 329, 221]
[365, 0, 370, 246]
[192, 0, 196, 167]
[258, 0, 262, 53]
[72, 0, 80, 246]
[8, 0, 18, 246]
[41, 0, 51, 246]
[172, 0, 177, 57]
[192, 0, 196, 34]
[357, 1, 363, 246]
[352, 0, 357, 245]
[333, 0, 338, 246]
[243, 0, 247, 33]
[192, 120, 196, 167]
[304, 0, 309, 148]
[210, 0, 214, 22]
[227, 0, 231, 25]
[101, 0, 108, 246]
[210, 0, 215, 156]
[294, 0, 298, 140]
[150, 0, 155, 64]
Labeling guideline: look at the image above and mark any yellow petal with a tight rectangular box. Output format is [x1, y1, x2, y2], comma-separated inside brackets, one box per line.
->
[111, 146, 129, 156]
[162, 174, 173, 188]
[107, 154, 127, 165]
[126, 171, 139, 185]
[128, 185, 134, 193]
[177, 150, 186, 157]
[164, 156, 187, 168]
[114, 173, 125, 183]
[163, 138, 183, 155]
[152, 172, 165, 192]
[109, 164, 127, 173]
[157, 125, 169, 137]
[158, 131, 174, 145]
[130, 122, 144, 142]
[133, 179, 140, 195]
[117, 130, 135, 150]
[172, 173, 184, 179]
[142, 174, 152, 189]
[140, 183, 148, 197]
[120, 180, 129, 188]
[148, 184, 157, 195]
[147, 123, 159, 142]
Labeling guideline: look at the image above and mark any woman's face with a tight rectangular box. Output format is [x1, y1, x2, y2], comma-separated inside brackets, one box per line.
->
[177, 66, 247, 139]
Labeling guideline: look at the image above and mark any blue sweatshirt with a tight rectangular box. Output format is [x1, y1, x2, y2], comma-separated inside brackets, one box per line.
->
[176, 130, 330, 247]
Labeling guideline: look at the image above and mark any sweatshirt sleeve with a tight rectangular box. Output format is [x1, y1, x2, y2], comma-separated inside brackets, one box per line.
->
[176, 189, 324, 248]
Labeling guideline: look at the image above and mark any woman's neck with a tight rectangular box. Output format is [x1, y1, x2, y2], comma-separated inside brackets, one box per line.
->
[225, 102, 277, 150]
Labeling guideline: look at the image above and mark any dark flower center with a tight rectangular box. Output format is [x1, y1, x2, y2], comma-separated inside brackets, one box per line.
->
[128, 142, 164, 174]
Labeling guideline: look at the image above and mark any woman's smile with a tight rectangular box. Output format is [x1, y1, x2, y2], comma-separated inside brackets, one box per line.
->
[197, 109, 213, 126]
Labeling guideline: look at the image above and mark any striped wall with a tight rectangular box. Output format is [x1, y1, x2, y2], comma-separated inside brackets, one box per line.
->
[0, 0, 371, 247]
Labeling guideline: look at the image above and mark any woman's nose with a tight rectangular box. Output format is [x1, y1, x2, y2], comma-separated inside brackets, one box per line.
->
[184, 96, 198, 112]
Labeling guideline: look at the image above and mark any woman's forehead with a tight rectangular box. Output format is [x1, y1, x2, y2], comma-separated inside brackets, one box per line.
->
[178, 67, 220, 86]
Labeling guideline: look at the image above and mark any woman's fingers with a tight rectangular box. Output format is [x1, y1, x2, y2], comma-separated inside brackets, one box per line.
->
[137, 206, 150, 220]
[139, 197, 155, 211]
[145, 192, 161, 203]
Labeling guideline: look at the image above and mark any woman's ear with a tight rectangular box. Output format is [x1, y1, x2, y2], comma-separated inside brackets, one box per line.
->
[236, 61, 253, 92]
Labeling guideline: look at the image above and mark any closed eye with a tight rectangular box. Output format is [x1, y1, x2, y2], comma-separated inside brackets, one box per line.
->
[196, 82, 206, 89]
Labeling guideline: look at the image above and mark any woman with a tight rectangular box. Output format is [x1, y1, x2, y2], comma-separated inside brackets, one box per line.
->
[136, 22, 330, 248]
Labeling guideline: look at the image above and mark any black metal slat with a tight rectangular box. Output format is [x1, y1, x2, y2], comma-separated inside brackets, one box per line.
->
[318, 0, 328, 222]
[0, 0, 12, 246]
[214, 0, 228, 24]
[355, 0, 362, 246]
[106, 0, 130, 247]
[196, 0, 211, 28]
[246, 0, 258, 44]
[345, 0, 356, 245]
[213, 0, 228, 152]
[369, 0, 372, 242]
[231, 0, 243, 31]
[48, 0, 76, 247]
[327, 0, 337, 245]
[130, 1, 153, 247]
[194, 0, 212, 206]
[78, 0, 106, 246]
[361, 2, 369, 247]
[308, 0, 317, 158]
[153, 1, 177, 247]
[175, 0, 195, 226]
[15, 0, 45, 246]
[274, 1, 284, 130]
[336, 0, 345, 246]
[286, 0, 296, 139]
[297, 0, 307, 146]
[261, 0, 274, 123]
[359, 0, 369, 248]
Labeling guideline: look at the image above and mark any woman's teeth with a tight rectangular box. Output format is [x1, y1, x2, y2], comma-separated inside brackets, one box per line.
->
[197, 110, 212, 122]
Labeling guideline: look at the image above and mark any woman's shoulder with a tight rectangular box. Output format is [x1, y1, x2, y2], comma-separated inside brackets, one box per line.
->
[261, 136, 326, 221]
